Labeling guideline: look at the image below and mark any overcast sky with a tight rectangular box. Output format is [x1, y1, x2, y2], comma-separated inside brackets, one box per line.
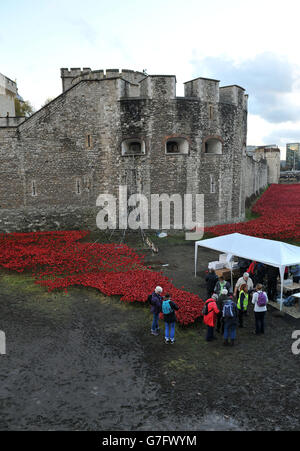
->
[2, 0, 300, 159]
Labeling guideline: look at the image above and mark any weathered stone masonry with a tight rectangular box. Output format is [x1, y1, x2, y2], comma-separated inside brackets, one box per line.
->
[0, 68, 271, 233]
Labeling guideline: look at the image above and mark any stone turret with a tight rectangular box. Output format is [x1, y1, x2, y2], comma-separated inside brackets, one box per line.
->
[184, 77, 220, 103]
[219, 85, 247, 109]
[60, 68, 146, 92]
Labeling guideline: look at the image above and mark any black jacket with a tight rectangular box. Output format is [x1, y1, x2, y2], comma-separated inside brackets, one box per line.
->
[162, 300, 179, 323]
[266, 265, 279, 280]
[206, 272, 218, 292]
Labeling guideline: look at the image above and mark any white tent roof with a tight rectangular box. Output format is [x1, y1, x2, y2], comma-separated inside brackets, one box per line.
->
[195, 233, 300, 309]
[195, 233, 300, 270]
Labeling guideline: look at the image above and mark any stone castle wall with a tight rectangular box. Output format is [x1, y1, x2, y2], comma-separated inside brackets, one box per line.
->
[0, 68, 274, 233]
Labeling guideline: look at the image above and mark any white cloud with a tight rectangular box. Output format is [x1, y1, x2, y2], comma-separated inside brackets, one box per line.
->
[3, 0, 300, 150]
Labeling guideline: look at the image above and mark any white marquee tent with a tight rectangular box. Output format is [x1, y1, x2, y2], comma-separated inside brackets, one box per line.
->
[195, 233, 300, 310]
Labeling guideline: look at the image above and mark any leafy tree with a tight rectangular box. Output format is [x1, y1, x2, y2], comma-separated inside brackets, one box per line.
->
[14, 98, 34, 117]
[42, 97, 55, 107]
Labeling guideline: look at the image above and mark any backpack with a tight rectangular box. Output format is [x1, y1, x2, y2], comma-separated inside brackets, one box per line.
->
[162, 300, 173, 315]
[257, 291, 267, 307]
[223, 301, 234, 319]
[202, 300, 213, 316]
[146, 294, 153, 306]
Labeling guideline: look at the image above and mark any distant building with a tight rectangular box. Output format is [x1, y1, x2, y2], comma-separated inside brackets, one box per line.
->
[246, 145, 280, 184]
[280, 160, 287, 170]
[286, 143, 300, 171]
[0, 72, 17, 116]
[246, 145, 257, 157]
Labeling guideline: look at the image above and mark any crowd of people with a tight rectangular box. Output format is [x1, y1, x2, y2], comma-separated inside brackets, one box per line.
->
[203, 259, 282, 345]
[203, 271, 268, 345]
[149, 260, 300, 346]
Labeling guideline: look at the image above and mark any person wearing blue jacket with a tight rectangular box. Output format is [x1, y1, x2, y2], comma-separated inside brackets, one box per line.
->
[150, 286, 163, 336]
[162, 294, 179, 344]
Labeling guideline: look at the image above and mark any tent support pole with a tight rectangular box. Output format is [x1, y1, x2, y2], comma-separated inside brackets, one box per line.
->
[279, 266, 285, 312]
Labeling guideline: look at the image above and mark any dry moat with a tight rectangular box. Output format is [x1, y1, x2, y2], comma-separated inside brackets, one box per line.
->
[0, 236, 299, 431]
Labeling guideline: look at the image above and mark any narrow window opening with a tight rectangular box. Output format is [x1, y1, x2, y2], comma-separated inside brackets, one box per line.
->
[209, 105, 214, 120]
[86, 134, 93, 149]
[32, 181, 37, 197]
[210, 175, 216, 194]
[76, 179, 81, 195]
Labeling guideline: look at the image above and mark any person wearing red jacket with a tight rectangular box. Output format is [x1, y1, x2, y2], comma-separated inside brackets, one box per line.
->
[203, 294, 220, 342]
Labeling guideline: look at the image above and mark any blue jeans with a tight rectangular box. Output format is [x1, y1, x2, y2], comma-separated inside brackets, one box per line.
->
[224, 322, 236, 340]
[165, 322, 175, 340]
[151, 313, 159, 331]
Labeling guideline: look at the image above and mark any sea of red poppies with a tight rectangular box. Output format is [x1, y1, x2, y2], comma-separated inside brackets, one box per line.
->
[1, 184, 298, 325]
[0, 230, 204, 325]
[206, 184, 300, 241]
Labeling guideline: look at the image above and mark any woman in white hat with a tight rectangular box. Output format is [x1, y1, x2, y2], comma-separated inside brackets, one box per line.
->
[150, 286, 163, 336]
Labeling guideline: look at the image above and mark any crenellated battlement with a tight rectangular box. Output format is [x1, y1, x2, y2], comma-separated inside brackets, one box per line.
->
[60, 68, 248, 108]
[60, 68, 146, 92]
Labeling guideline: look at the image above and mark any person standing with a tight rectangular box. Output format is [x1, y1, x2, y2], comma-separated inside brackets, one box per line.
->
[266, 266, 279, 301]
[237, 284, 249, 328]
[203, 294, 220, 342]
[216, 288, 229, 334]
[252, 284, 268, 335]
[223, 297, 238, 346]
[237, 257, 251, 277]
[150, 286, 163, 336]
[214, 276, 232, 296]
[254, 263, 266, 286]
[162, 294, 179, 345]
[234, 273, 254, 298]
[205, 268, 218, 299]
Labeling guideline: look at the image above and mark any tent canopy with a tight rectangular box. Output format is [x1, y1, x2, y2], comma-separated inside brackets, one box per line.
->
[195, 233, 300, 309]
[195, 233, 300, 271]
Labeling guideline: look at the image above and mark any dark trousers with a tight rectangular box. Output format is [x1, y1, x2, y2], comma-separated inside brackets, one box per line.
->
[267, 278, 277, 301]
[206, 326, 215, 342]
[216, 313, 224, 334]
[238, 310, 247, 327]
[255, 311, 266, 334]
